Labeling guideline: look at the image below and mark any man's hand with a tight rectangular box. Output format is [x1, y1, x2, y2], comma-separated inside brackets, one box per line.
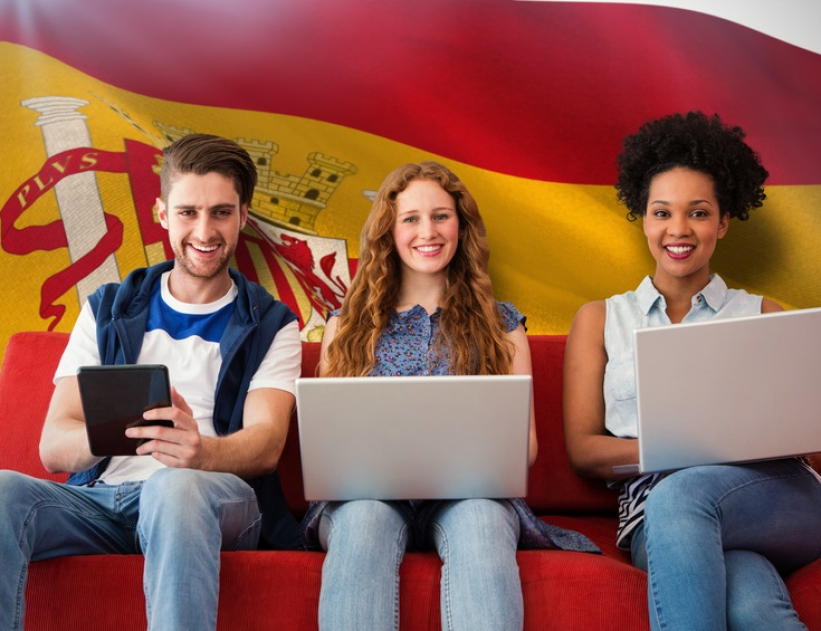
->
[127, 387, 212, 470]
[126, 385, 294, 478]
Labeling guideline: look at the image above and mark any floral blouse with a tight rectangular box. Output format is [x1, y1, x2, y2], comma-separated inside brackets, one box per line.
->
[369, 302, 524, 376]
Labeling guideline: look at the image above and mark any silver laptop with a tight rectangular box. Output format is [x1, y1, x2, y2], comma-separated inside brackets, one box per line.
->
[295, 375, 532, 501]
[621, 307, 821, 475]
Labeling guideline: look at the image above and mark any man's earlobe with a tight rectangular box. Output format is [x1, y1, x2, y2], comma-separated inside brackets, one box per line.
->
[156, 198, 168, 229]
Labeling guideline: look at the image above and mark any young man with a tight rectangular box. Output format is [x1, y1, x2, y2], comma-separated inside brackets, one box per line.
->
[0, 134, 301, 630]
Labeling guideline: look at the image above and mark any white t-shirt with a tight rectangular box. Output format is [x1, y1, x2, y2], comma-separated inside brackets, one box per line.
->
[55, 271, 301, 484]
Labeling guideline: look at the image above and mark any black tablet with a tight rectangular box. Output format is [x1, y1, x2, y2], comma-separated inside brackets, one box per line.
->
[77, 364, 173, 456]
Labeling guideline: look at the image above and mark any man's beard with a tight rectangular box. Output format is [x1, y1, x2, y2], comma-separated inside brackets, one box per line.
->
[173, 243, 232, 281]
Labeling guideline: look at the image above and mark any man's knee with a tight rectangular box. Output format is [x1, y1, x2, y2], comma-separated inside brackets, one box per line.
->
[0, 469, 24, 493]
[0, 470, 42, 507]
[139, 469, 222, 523]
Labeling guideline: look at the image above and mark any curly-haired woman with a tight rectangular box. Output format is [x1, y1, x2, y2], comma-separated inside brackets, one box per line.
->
[302, 161, 597, 631]
[564, 111, 821, 630]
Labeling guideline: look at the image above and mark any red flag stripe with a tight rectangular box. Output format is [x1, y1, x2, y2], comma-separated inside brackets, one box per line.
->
[2, 1, 819, 185]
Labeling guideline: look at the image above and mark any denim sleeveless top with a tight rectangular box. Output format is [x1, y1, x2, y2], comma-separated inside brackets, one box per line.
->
[604, 274, 762, 439]
[604, 275, 762, 548]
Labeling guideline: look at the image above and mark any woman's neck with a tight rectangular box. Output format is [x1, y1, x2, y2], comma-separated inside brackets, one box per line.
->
[651, 269, 712, 324]
[395, 271, 446, 315]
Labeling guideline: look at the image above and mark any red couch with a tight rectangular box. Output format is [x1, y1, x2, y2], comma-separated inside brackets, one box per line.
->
[3, 330, 821, 630]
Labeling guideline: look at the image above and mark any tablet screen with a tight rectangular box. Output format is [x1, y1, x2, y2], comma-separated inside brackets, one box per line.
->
[77, 364, 172, 456]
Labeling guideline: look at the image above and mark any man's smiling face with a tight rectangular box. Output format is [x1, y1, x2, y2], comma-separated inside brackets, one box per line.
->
[156, 171, 248, 287]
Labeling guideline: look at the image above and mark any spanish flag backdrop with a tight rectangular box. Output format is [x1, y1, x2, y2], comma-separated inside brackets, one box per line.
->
[1, 0, 820, 358]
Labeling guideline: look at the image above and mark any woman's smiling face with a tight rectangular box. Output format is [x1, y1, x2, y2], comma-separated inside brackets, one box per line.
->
[391, 178, 460, 281]
[643, 167, 729, 287]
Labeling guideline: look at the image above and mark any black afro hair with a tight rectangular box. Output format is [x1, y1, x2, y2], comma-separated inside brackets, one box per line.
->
[615, 111, 768, 221]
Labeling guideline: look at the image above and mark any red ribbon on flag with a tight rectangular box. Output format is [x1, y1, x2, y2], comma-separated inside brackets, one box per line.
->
[0, 147, 131, 330]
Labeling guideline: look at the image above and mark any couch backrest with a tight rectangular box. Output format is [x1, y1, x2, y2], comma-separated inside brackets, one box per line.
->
[524, 336, 617, 513]
[0, 332, 616, 514]
[0, 331, 70, 482]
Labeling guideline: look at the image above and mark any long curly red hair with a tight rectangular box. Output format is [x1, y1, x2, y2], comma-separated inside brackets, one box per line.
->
[322, 161, 513, 377]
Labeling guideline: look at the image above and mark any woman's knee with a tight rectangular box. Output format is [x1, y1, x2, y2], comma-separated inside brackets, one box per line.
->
[645, 467, 725, 521]
[321, 500, 408, 554]
[432, 499, 519, 554]
[726, 550, 802, 631]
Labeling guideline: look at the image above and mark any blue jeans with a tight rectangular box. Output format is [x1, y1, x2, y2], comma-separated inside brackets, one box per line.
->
[317, 498, 523, 631]
[0, 468, 261, 631]
[630, 460, 821, 631]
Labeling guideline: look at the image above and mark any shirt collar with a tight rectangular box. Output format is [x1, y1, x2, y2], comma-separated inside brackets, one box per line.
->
[395, 304, 441, 318]
[697, 274, 729, 312]
[636, 274, 728, 316]
[636, 276, 664, 315]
